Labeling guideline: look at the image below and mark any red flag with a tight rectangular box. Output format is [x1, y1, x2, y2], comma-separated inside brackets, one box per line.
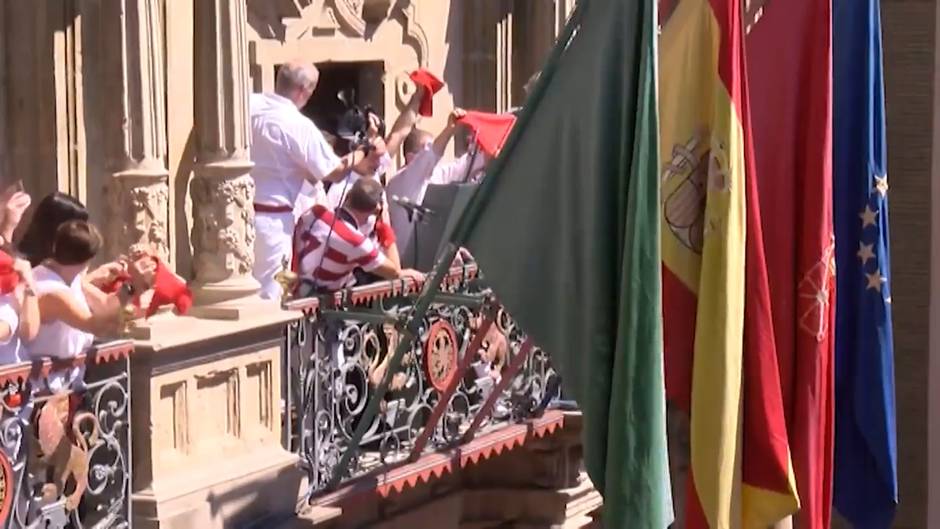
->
[747, 3, 836, 529]
[0, 252, 18, 295]
[457, 111, 516, 158]
[409, 69, 444, 117]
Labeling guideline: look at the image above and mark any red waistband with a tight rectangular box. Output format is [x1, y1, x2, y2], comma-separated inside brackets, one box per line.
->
[253, 203, 293, 214]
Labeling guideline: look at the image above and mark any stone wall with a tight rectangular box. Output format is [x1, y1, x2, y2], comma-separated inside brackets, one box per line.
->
[302, 414, 600, 529]
[882, 0, 934, 527]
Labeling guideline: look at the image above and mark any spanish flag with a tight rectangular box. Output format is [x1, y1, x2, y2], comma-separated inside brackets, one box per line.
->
[660, 0, 800, 527]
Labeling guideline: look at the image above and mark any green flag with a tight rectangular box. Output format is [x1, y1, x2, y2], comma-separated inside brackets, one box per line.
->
[452, 0, 670, 527]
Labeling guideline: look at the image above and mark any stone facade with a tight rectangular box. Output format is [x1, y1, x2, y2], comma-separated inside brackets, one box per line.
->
[2, 1, 935, 528]
[0, 2, 581, 528]
[882, 1, 935, 527]
[0, 0, 571, 279]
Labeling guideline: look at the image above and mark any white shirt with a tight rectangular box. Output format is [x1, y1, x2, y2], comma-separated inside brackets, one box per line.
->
[429, 150, 487, 187]
[293, 180, 320, 221]
[324, 152, 394, 209]
[249, 93, 339, 208]
[386, 144, 487, 252]
[326, 170, 370, 210]
[28, 266, 93, 360]
[0, 295, 22, 365]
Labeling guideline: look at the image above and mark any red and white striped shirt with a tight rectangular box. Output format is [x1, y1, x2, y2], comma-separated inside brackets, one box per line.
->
[293, 205, 387, 291]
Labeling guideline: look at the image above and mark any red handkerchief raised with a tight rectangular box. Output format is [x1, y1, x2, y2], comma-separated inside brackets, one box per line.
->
[457, 111, 517, 158]
[0, 251, 18, 295]
[409, 69, 444, 117]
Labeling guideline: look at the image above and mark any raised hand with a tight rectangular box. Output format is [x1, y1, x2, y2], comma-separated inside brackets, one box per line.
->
[449, 107, 467, 127]
[86, 260, 127, 289]
[11, 258, 35, 294]
[0, 191, 31, 242]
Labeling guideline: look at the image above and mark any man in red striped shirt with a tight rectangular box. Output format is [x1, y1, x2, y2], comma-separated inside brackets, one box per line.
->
[293, 178, 424, 294]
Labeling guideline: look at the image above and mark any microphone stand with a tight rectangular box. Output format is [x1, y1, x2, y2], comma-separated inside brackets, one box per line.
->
[461, 138, 481, 184]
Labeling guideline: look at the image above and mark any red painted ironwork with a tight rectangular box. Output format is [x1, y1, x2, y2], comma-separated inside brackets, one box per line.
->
[408, 306, 498, 461]
[0, 340, 134, 387]
[423, 320, 459, 392]
[312, 410, 565, 507]
[461, 337, 535, 443]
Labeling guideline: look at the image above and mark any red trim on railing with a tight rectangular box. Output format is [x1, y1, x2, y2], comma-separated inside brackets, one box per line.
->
[311, 411, 565, 507]
[0, 340, 134, 387]
[339, 264, 479, 306]
[285, 264, 480, 313]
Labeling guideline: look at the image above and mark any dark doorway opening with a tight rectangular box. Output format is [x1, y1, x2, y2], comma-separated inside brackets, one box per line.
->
[274, 61, 386, 141]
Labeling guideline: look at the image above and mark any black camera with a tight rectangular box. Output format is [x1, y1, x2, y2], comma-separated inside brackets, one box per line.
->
[336, 104, 386, 155]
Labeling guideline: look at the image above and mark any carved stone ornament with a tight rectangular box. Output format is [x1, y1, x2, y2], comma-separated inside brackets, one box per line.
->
[361, 0, 392, 23]
[396, 1, 430, 67]
[279, 0, 428, 66]
[424, 320, 459, 392]
[190, 173, 256, 283]
[105, 175, 170, 261]
[331, 0, 396, 33]
[395, 70, 416, 108]
[332, 0, 368, 35]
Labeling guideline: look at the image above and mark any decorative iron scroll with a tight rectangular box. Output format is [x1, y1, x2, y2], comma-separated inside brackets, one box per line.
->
[285, 265, 561, 500]
[0, 344, 132, 529]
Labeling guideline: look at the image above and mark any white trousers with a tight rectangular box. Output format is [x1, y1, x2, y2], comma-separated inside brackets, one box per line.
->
[253, 211, 294, 300]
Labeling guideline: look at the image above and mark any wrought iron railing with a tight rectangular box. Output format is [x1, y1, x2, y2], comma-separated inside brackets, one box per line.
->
[0, 342, 133, 529]
[283, 264, 561, 500]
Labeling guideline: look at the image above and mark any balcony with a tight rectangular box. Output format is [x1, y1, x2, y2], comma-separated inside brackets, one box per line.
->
[282, 263, 574, 510]
[0, 265, 592, 529]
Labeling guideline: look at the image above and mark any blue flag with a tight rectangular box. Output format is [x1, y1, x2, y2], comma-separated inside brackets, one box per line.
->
[833, 0, 899, 527]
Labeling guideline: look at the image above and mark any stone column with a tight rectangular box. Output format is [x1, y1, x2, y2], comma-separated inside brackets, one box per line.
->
[101, 0, 170, 262]
[191, 0, 260, 305]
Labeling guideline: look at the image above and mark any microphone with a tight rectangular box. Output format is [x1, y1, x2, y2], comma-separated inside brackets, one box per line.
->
[390, 195, 434, 220]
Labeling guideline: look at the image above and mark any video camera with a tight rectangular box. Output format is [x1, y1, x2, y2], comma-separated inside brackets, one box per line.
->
[335, 90, 386, 155]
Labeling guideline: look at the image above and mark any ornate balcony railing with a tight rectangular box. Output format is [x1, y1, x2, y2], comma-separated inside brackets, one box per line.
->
[0, 342, 133, 529]
[283, 264, 562, 501]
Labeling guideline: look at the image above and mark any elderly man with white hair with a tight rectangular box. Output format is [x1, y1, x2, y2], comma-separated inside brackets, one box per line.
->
[249, 61, 363, 299]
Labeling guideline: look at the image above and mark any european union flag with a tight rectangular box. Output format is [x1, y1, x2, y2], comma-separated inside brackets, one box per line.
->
[833, 0, 898, 527]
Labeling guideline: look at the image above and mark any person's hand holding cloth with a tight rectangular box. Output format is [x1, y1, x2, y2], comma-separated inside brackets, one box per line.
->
[102, 250, 192, 318]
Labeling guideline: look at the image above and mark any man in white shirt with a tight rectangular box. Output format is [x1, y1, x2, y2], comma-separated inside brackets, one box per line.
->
[385, 108, 488, 254]
[249, 61, 363, 299]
